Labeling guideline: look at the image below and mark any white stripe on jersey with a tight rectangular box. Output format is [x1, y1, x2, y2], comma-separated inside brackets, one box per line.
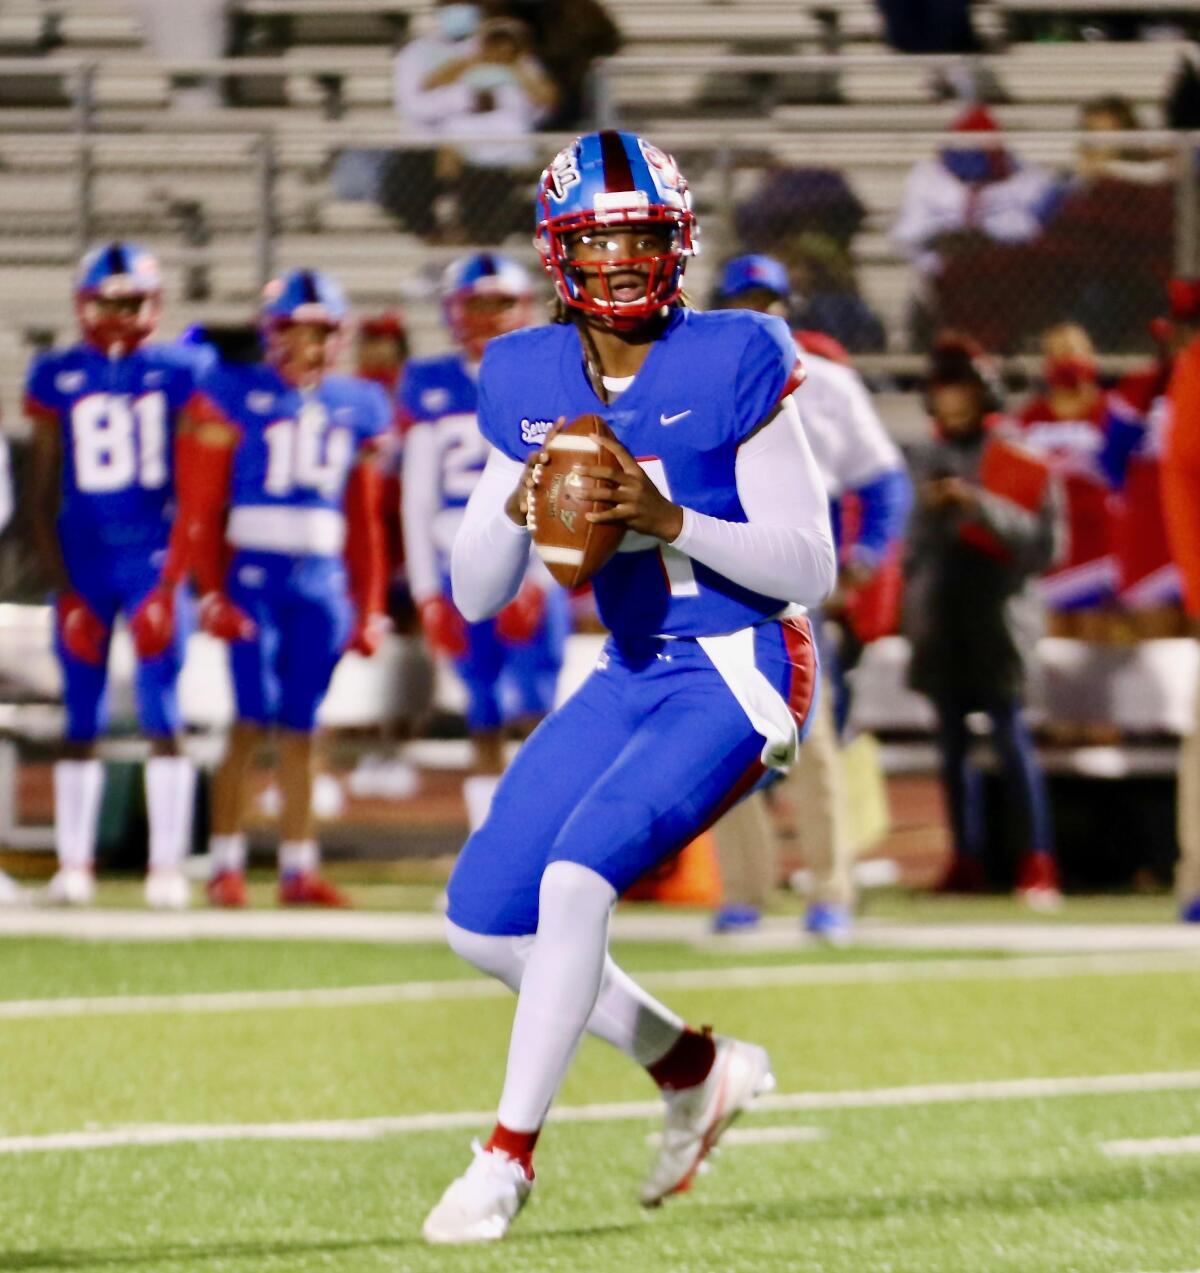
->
[227, 504, 346, 557]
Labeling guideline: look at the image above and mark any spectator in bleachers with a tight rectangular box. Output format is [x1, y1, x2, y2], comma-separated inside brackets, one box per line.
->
[892, 106, 1057, 349]
[734, 168, 886, 353]
[136, 0, 230, 112]
[389, 3, 557, 243]
[493, 0, 622, 128]
[904, 333, 1063, 906]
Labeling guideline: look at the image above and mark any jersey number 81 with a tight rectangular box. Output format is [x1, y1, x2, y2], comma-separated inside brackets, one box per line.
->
[71, 392, 167, 493]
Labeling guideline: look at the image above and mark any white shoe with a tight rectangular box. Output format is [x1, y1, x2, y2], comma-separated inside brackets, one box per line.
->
[0, 870, 27, 907]
[422, 1140, 533, 1244]
[640, 1036, 775, 1208]
[144, 869, 191, 911]
[44, 866, 95, 907]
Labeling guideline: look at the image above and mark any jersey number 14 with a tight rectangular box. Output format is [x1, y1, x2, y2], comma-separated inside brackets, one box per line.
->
[263, 403, 353, 499]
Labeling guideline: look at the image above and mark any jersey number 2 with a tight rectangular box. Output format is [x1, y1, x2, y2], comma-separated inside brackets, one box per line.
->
[71, 393, 166, 493]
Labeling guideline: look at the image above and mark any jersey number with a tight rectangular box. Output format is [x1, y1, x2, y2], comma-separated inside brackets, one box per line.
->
[71, 393, 167, 493]
[263, 402, 353, 498]
[639, 458, 698, 597]
[439, 413, 490, 502]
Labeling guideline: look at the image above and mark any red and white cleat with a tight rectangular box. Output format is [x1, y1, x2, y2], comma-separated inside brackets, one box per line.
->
[278, 871, 352, 909]
[1016, 850, 1062, 912]
[206, 869, 248, 909]
[423, 1141, 533, 1244]
[640, 1036, 774, 1207]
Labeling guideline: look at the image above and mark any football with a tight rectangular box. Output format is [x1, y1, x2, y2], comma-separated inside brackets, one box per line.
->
[528, 414, 626, 588]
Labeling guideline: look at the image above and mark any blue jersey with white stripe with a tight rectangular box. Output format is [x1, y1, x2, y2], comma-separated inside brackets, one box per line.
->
[197, 363, 390, 514]
[25, 343, 203, 548]
[475, 307, 796, 639]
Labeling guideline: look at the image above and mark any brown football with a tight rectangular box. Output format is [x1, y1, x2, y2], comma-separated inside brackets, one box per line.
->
[528, 414, 626, 589]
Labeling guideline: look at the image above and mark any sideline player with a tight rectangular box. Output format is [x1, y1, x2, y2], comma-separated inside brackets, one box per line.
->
[422, 130, 835, 1243]
[401, 252, 569, 829]
[168, 269, 391, 908]
[709, 254, 911, 941]
[26, 242, 200, 908]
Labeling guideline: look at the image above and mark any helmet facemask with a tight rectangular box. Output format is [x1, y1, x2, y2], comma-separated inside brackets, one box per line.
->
[264, 319, 343, 387]
[77, 291, 161, 356]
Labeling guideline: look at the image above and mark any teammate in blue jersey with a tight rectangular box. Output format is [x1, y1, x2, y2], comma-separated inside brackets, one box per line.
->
[401, 251, 569, 829]
[709, 254, 913, 943]
[26, 242, 202, 910]
[168, 269, 391, 908]
[422, 131, 836, 1244]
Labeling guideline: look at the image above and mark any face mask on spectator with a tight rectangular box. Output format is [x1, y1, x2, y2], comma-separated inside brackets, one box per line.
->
[438, 3, 480, 40]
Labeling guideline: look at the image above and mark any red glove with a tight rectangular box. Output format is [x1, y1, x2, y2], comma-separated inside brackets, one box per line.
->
[346, 610, 390, 657]
[55, 591, 108, 665]
[129, 584, 175, 660]
[419, 595, 468, 658]
[199, 592, 256, 642]
[495, 581, 546, 644]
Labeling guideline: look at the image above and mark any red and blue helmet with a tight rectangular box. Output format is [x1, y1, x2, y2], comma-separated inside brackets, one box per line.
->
[716, 255, 791, 305]
[75, 241, 162, 354]
[535, 130, 696, 328]
[441, 251, 534, 358]
[260, 268, 349, 382]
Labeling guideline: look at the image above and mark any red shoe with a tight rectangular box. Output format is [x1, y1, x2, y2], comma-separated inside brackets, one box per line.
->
[1016, 851, 1062, 911]
[207, 869, 248, 909]
[932, 854, 987, 894]
[278, 871, 352, 909]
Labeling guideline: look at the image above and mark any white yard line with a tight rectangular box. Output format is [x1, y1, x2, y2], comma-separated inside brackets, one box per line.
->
[1102, 1135, 1200, 1159]
[2, 1069, 1198, 1156]
[3, 949, 1200, 1021]
[2, 907, 1200, 953]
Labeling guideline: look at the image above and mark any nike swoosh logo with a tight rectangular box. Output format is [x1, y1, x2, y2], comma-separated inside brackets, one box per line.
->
[660, 410, 692, 426]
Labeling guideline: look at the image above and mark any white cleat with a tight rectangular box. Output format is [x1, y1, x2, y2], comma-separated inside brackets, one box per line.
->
[422, 1141, 533, 1244]
[144, 869, 191, 911]
[640, 1036, 775, 1208]
[44, 866, 96, 907]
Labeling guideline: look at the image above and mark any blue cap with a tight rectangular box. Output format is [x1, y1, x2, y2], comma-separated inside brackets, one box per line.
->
[716, 254, 790, 302]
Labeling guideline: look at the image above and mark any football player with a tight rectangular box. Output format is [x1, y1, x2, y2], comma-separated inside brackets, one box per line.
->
[709, 254, 912, 943]
[422, 131, 835, 1243]
[168, 269, 391, 908]
[401, 252, 569, 829]
[1102, 281, 1200, 638]
[26, 242, 202, 908]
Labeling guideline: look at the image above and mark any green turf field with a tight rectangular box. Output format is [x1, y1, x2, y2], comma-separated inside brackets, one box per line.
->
[2, 912, 1199, 1271]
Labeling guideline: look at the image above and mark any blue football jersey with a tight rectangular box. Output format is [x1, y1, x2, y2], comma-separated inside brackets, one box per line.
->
[399, 352, 489, 572]
[196, 363, 390, 557]
[25, 343, 202, 548]
[476, 308, 798, 638]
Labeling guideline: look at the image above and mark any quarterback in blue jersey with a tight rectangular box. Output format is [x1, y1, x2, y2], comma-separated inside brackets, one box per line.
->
[401, 251, 569, 828]
[423, 132, 836, 1244]
[26, 242, 202, 910]
[169, 269, 391, 909]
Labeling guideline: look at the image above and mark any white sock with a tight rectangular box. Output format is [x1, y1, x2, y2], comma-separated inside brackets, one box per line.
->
[496, 862, 616, 1131]
[279, 839, 318, 876]
[54, 759, 104, 871]
[462, 774, 501, 832]
[144, 756, 196, 874]
[209, 833, 247, 874]
[447, 920, 684, 1067]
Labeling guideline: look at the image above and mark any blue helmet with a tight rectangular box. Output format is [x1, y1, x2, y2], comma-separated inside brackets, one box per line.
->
[716, 254, 791, 304]
[74, 241, 162, 353]
[534, 130, 696, 328]
[441, 251, 534, 356]
[259, 268, 349, 330]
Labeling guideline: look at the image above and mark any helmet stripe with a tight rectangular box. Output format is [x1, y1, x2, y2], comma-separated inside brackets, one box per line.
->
[106, 242, 127, 278]
[598, 130, 635, 193]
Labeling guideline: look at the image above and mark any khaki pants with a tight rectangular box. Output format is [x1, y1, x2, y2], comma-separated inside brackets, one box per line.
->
[1176, 678, 1200, 903]
[713, 692, 853, 910]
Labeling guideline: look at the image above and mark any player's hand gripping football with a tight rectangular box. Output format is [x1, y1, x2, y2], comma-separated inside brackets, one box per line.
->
[579, 435, 684, 542]
[504, 418, 563, 529]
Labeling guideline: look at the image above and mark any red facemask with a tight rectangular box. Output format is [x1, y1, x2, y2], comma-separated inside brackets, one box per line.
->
[1045, 355, 1097, 391]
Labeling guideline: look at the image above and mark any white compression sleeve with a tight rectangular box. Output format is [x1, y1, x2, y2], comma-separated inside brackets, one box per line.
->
[449, 447, 531, 622]
[670, 396, 837, 608]
[399, 422, 443, 605]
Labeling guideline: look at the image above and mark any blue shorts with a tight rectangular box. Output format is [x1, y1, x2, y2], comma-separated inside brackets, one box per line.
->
[454, 585, 570, 731]
[447, 618, 817, 937]
[226, 551, 352, 733]
[58, 542, 191, 743]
